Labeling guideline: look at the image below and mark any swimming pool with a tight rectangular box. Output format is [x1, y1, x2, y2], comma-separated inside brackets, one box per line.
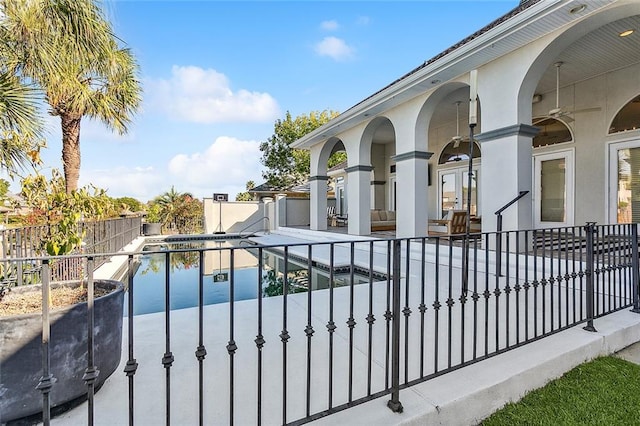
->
[125, 239, 377, 316]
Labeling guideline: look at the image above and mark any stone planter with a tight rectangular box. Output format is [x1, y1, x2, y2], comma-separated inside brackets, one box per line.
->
[142, 222, 162, 236]
[0, 279, 125, 423]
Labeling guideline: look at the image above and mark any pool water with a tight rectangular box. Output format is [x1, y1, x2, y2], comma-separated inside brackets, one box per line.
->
[126, 253, 265, 316]
[124, 240, 378, 316]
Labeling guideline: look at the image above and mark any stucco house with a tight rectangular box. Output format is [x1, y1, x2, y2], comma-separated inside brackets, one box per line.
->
[292, 0, 640, 238]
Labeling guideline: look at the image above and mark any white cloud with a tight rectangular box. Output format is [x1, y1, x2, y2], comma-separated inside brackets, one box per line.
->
[167, 136, 263, 199]
[314, 37, 355, 61]
[147, 66, 280, 124]
[320, 20, 339, 31]
[79, 166, 164, 201]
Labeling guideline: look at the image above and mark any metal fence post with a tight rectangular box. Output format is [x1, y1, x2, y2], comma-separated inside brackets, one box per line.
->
[36, 260, 54, 425]
[583, 222, 597, 332]
[496, 214, 503, 277]
[387, 239, 403, 413]
[631, 224, 640, 314]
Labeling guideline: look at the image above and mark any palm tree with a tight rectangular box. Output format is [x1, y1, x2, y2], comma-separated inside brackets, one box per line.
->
[0, 71, 44, 176]
[0, 0, 142, 193]
[154, 186, 191, 212]
[150, 186, 201, 232]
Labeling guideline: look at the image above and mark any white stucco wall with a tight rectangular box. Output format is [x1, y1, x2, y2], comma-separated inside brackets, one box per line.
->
[203, 199, 269, 234]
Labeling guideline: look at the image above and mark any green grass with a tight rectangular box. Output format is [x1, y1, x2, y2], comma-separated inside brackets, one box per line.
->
[481, 356, 640, 426]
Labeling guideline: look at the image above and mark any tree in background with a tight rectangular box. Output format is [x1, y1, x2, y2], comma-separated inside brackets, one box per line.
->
[114, 196, 144, 213]
[235, 180, 255, 201]
[1, 0, 142, 193]
[260, 110, 346, 190]
[20, 170, 116, 255]
[148, 186, 203, 234]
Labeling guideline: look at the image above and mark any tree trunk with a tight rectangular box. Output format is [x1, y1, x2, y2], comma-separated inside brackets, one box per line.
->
[61, 114, 82, 194]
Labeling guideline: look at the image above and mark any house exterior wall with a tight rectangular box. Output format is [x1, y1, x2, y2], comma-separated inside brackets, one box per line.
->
[303, 1, 640, 236]
[204, 199, 269, 234]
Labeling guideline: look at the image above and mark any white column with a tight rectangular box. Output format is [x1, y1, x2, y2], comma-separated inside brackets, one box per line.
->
[392, 151, 431, 238]
[345, 165, 372, 235]
[476, 124, 538, 232]
[309, 176, 328, 231]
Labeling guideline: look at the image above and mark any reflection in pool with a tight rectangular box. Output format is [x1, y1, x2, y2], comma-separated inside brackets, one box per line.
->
[126, 240, 379, 316]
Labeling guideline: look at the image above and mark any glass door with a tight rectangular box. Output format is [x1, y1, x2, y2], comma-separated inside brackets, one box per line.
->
[438, 166, 479, 218]
[534, 150, 574, 227]
[440, 171, 457, 217]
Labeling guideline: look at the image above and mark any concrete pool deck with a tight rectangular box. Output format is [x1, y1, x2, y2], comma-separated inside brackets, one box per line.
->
[48, 229, 640, 425]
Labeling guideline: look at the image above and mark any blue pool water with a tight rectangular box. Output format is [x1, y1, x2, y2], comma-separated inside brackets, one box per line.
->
[124, 240, 376, 316]
[127, 255, 265, 316]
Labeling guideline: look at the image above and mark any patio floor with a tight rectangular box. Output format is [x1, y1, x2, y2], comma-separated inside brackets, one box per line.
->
[49, 229, 640, 425]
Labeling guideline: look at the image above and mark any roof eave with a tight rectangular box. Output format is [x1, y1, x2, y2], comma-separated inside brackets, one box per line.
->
[291, 0, 570, 150]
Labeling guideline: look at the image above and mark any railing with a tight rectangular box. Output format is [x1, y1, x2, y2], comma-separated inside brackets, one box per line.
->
[3, 223, 639, 425]
[0, 217, 142, 287]
[494, 190, 529, 276]
[238, 216, 271, 238]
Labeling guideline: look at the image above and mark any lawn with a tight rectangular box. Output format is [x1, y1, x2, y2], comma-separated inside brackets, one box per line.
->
[481, 356, 640, 425]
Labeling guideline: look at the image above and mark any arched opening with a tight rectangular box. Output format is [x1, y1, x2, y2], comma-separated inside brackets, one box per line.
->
[427, 87, 482, 219]
[326, 140, 347, 218]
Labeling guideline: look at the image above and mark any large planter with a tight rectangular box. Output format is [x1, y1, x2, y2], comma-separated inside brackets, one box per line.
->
[142, 222, 162, 236]
[0, 279, 125, 423]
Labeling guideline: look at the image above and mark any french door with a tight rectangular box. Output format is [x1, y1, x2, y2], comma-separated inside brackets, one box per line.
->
[533, 150, 574, 228]
[437, 165, 479, 218]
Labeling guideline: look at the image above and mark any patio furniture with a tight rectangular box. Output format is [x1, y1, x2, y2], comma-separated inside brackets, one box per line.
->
[428, 210, 468, 236]
[371, 210, 396, 231]
[328, 206, 348, 227]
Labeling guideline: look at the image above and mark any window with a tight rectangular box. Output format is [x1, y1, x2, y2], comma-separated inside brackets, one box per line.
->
[532, 118, 572, 147]
[609, 95, 640, 134]
[438, 140, 481, 165]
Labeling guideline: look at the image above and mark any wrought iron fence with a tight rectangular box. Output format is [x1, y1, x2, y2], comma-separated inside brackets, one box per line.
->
[0, 217, 142, 287]
[4, 223, 639, 425]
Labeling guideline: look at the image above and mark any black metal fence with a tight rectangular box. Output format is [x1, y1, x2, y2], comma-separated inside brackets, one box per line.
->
[5, 223, 640, 425]
[0, 217, 142, 286]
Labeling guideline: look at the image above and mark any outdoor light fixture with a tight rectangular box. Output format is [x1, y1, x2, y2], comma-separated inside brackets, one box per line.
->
[619, 29, 635, 37]
[569, 4, 586, 14]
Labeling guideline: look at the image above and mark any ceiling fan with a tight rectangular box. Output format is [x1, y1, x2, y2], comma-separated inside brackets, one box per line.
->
[451, 101, 469, 147]
[543, 61, 600, 123]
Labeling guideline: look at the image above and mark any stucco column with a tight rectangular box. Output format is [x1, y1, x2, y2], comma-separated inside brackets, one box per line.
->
[476, 124, 538, 233]
[345, 165, 373, 235]
[392, 151, 431, 238]
[309, 175, 328, 231]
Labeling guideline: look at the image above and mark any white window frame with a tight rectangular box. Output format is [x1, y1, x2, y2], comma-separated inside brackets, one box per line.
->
[532, 148, 575, 228]
[607, 136, 640, 224]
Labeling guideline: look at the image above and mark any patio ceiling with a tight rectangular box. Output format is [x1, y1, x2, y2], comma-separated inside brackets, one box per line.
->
[535, 14, 640, 95]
